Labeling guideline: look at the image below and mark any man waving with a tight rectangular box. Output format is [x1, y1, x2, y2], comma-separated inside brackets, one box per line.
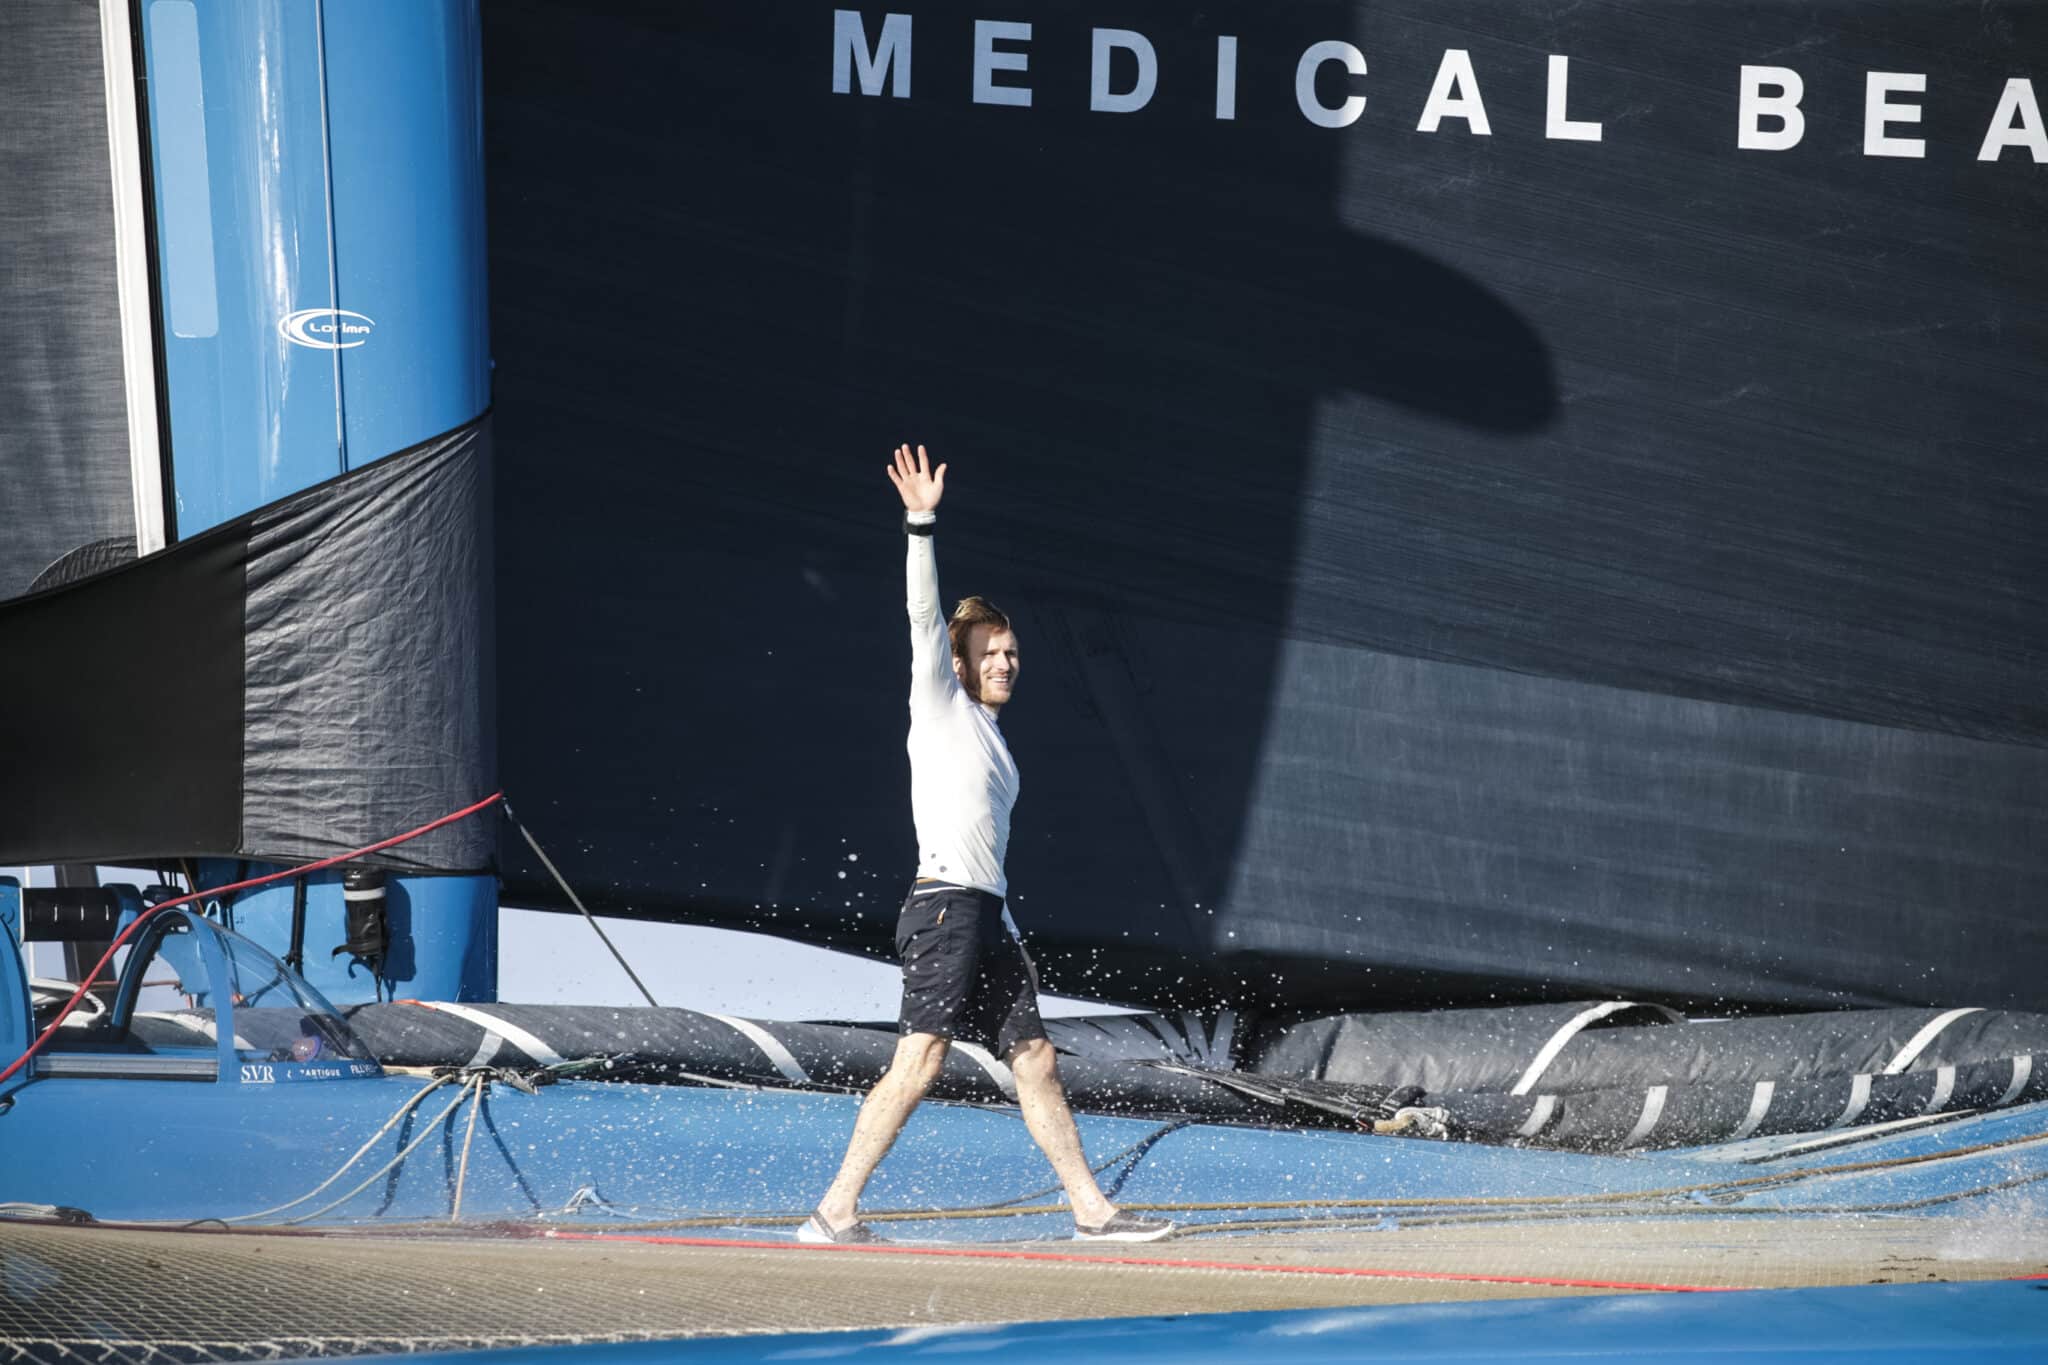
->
[801, 444, 1174, 1245]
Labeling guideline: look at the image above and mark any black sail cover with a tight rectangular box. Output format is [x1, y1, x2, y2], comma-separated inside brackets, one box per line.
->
[486, 1, 2048, 1012]
[0, 425, 496, 874]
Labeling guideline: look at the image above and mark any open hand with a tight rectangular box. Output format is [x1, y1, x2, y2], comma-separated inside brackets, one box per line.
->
[886, 443, 946, 513]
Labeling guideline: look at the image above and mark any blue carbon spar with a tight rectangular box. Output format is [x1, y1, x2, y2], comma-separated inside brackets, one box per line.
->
[140, 0, 488, 532]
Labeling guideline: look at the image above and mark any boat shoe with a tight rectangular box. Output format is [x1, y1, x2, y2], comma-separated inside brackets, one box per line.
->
[1073, 1210, 1177, 1242]
[797, 1211, 890, 1244]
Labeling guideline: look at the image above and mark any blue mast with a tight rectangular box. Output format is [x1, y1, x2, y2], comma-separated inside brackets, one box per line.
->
[138, 0, 494, 1003]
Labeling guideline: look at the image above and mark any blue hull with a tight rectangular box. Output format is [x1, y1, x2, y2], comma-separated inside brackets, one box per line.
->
[390, 1282, 2048, 1364]
[9, 1071, 2045, 1233]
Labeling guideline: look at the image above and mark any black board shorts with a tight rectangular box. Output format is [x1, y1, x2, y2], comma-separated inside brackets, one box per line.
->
[895, 881, 1046, 1057]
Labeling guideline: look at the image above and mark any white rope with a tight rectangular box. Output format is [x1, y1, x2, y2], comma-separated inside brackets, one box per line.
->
[274, 1074, 487, 1226]
[217, 1073, 464, 1224]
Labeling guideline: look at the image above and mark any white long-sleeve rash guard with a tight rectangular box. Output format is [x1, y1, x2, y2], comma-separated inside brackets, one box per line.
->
[903, 509, 1022, 937]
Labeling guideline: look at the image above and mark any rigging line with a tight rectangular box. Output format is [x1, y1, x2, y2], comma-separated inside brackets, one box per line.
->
[207, 1073, 462, 1225]
[542, 1232, 1743, 1294]
[594, 1194, 1633, 1232]
[0, 792, 507, 1090]
[498, 1141, 2048, 1237]
[1193, 1166, 2048, 1236]
[1107, 1126, 2048, 1210]
[1102, 1119, 1192, 1201]
[274, 1079, 481, 1227]
[501, 799, 659, 1009]
[640, 1162, 2048, 1239]
[311, 0, 347, 470]
[451, 1074, 489, 1223]
[584, 1120, 2048, 1232]
[553, 1121, 1199, 1231]
[958, 1119, 1193, 1212]
[573, 1196, 1579, 1232]
[1350, 1169, 2048, 1232]
[153, 1077, 478, 1232]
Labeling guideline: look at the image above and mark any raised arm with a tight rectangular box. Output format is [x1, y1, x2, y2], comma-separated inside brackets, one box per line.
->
[887, 444, 955, 707]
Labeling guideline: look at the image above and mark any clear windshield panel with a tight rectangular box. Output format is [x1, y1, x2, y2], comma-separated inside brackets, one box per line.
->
[53, 915, 217, 1054]
[139, 918, 211, 1009]
[208, 923, 379, 1066]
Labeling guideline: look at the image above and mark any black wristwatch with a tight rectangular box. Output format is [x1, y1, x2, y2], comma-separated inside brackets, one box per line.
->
[904, 514, 936, 537]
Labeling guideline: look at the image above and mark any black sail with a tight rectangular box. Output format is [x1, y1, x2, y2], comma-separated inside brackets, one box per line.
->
[482, 2, 2040, 1011]
[0, 0, 138, 600]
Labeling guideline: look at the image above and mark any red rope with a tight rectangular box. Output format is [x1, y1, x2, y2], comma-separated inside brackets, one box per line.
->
[0, 791, 505, 1088]
[542, 1230, 1749, 1293]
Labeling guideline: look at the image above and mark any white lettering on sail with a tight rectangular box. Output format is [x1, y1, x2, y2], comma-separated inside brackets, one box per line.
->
[1546, 55, 1602, 141]
[832, 11, 911, 98]
[974, 20, 1032, 107]
[1418, 49, 1490, 135]
[1297, 40, 1367, 129]
[1091, 28, 1156, 114]
[1738, 65, 1805, 151]
[818, 15, 2034, 168]
[1865, 72, 1927, 158]
[1216, 36, 1239, 121]
[1979, 78, 2047, 162]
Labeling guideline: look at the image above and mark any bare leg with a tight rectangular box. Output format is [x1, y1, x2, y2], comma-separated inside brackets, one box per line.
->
[1009, 1037, 1117, 1225]
[816, 1032, 950, 1230]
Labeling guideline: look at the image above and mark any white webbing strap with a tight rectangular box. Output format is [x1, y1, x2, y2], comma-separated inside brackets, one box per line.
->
[950, 1041, 1017, 1100]
[465, 1032, 503, 1068]
[1998, 1055, 2033, 1108]
[1729, 1081, 1776, 1140]
[424, 1002, 565, 1067]
[1828, 1073, 1873, 1129]
[702, 1012, 810, 1084]
[1622, 1085, 1669, 1148]
[1510, 1002, 1660, 1097]
[1926, 1066, 1957, 1114]
[1883, 1008, 1983, 1075]
[1516, 1094, 1557, 1137]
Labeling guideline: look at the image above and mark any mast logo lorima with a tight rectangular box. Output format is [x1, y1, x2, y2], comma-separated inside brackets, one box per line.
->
[279, 308, 376, 350]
